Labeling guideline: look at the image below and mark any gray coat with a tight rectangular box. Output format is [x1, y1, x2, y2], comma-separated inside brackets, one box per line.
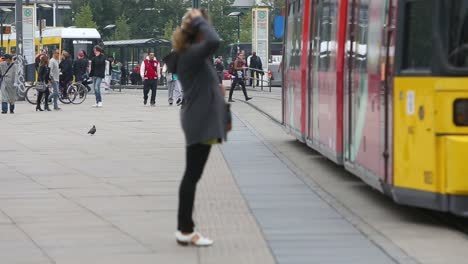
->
[0, 61, 17, 104]
[176, 17, 225, 146]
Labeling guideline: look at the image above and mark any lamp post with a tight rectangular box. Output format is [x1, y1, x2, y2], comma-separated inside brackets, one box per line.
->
[104, 24, 117, 40]
[53, 0, 58, 27]
[37, 4, 52, 50]
[0, 7, 12, 53]
[228, 12, 243, 54]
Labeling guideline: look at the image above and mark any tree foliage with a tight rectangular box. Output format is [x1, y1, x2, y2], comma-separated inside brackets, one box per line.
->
[115, 15, 131, 40]
[240, 11, 252, 42]
[74, 4, 98, 28]
[261, 0, 286, 16]
[163, 20, 175, 41]
[70, 0, 277, 55]
[200, 0, 237, 56]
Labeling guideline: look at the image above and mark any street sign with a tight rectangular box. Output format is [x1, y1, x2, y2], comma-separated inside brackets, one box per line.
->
[252, 8, 269, 71]
[22, 5, 35, 64]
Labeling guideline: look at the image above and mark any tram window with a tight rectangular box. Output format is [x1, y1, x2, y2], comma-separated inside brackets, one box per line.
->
[402, 1, 432, 70]
[447, 1, 468, 68]
[44, 45, 59, 58]
[454, 99, 468, 126]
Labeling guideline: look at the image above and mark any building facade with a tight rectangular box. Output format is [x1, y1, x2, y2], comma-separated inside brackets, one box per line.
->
[232, 0, 265, 8]
[0, 0, 72, 27]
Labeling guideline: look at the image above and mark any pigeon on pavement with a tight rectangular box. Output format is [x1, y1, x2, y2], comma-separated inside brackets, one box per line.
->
[88, 125, 96, 135]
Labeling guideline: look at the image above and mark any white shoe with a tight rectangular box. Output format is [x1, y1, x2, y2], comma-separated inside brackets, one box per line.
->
[175, 231, 214, 247]
[97, 102, 103, 108]
[92, 103, 98, 107]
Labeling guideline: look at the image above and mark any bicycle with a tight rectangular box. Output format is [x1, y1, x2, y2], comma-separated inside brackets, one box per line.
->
[25, 82, 73, 105]
[67, 77, 91, 105]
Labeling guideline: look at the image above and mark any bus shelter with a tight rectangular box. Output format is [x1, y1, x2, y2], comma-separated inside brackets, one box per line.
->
[103, 38, 171, 78]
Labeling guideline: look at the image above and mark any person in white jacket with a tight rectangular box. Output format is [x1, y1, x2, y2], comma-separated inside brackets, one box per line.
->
[140, 53, 161, 106]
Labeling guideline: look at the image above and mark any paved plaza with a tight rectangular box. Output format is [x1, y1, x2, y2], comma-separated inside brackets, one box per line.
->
[0, 89, 467, 263]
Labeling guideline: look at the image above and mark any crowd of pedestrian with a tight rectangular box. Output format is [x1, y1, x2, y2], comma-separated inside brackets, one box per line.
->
[0, 7, 260, 250]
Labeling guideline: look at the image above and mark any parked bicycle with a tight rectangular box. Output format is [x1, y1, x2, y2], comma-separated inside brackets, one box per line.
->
[25, 80, 88, 105]
[25, 83, 69, 105]
[67, 76, 92, 105]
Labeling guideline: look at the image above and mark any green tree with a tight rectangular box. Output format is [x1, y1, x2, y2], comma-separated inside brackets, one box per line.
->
[261, 0, 286, 16]
[260, 0, 286, 41]
[201, 0, 237, 55]
[124, 0, 189, 39]
[240, 10, 252, 42]
[115, 15, 130, 40]
[74, 4, 98, 28]
[163, 20, 175, 41]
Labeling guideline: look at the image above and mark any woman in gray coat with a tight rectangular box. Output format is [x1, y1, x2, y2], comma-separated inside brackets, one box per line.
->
[0, 54, 17, 114]
[167, 9, 225, 247]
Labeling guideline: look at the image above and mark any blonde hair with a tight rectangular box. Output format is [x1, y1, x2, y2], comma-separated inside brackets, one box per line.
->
[172, 9, 210, 53]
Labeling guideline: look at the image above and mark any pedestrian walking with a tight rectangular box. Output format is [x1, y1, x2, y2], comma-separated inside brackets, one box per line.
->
[35, 49, 47, 72]
[89, 45, 106, 108]
[140, 52, 160, 106]
[249, 52, 263, 87]
[246, 52, 252, 84]
[36, 55, 51, 112]
[167, 8, 227, 247]
[0, 54, 17, 114]
[111, 58, 122, 83]
[48, 50, 61, 110]
[166, 70, 183, 106]
[121, 66, 127, 85]
[214, 57, 224, 84]
[228, 52, 252, 102]
[73, 50, 88, 82]
[103, 56, 113, 91]
[59, 51, 73, 99]
[130, 65, 141, 85]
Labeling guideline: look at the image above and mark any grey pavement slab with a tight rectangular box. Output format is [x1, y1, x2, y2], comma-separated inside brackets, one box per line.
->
[231, 86, 282, 122]
[231, 93, 468, 264]
[0, 91, 274, 264]
[220, 115, 396, 264]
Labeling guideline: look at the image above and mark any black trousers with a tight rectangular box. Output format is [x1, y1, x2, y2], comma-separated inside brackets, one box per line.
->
[229, 78, 248, 100]
[250, 70, 260, 86]
[60, 77, 72, 98]
[177, 143, 212, 233]
[217, 71, 223, 84]
[37, 89, 50, 110]
[143, 79, 158, 104]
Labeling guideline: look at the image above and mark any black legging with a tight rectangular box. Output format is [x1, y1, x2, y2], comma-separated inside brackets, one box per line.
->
[177, 143, 212, 233]
[229, 78, 248, 100]
[37, 89, 50, 109]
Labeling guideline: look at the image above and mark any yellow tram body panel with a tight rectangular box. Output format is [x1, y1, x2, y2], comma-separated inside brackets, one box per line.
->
[1, 36, 62, 55]
[394, 77, 468, 196]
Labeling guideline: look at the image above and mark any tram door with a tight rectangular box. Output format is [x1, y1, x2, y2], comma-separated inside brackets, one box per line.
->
[307, 0, 340, 156]
[344, 0, 394, 184]
[344, 0, 371, 167]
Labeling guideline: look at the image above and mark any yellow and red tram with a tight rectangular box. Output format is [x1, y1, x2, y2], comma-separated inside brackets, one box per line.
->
[282, 0, 468, 216]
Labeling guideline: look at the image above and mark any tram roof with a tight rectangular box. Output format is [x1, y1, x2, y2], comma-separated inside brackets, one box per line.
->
[42, 28, 101, 39]
[103, 38, 171, 47]
[3, 27, 101, 40]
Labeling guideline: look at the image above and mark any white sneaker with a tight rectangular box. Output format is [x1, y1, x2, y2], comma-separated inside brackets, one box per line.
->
[92, 103, 98, 107]
[175, 231, 214, 247]
[97, 102, 103, 108]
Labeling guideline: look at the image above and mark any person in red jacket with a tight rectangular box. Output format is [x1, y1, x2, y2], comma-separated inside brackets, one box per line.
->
[140, 52, 161, 106]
